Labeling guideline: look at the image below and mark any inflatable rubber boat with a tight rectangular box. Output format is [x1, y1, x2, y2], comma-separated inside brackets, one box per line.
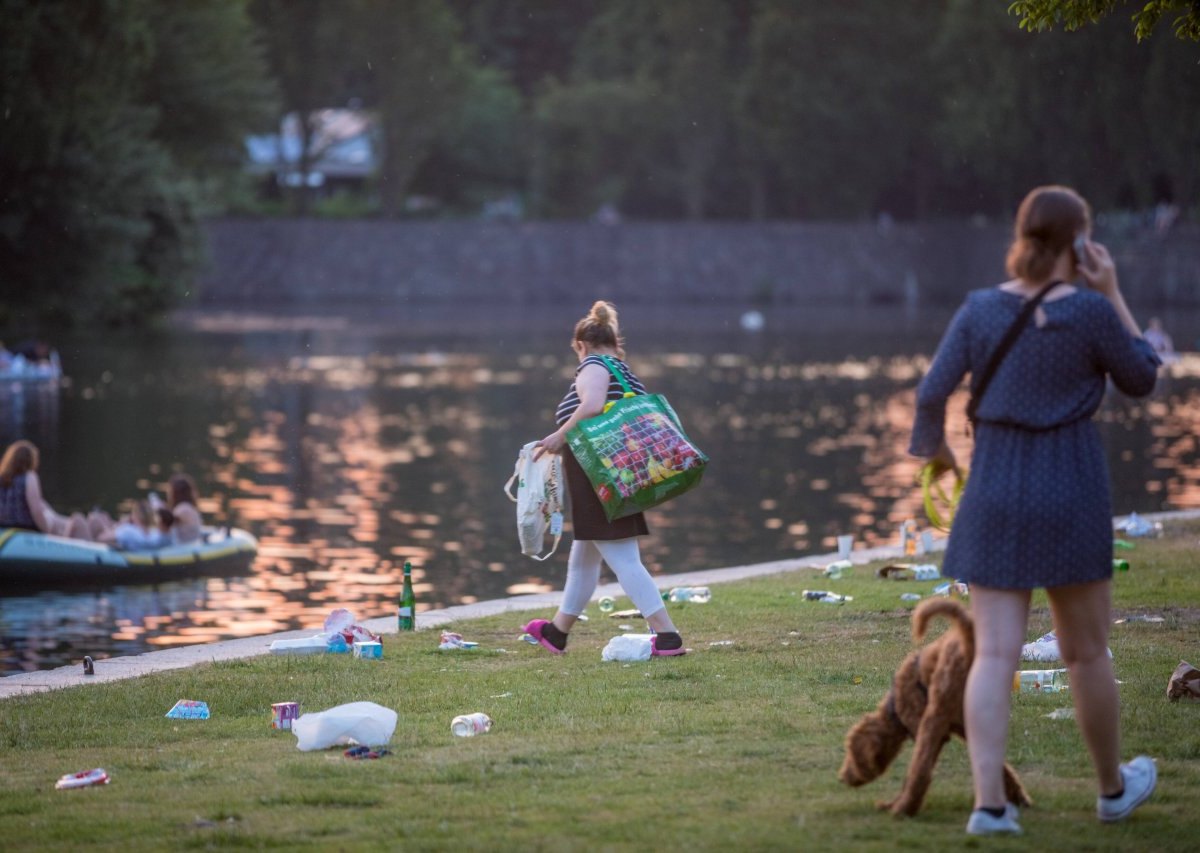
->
[0, 526, 257, 585]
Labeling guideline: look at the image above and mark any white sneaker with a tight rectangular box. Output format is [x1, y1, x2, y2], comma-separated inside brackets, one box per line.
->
[1097, 755, 1157, 822]
[966, 803, 1022, 835]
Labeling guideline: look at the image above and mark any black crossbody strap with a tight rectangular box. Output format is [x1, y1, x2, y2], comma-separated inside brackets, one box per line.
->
[966, 280, 1064, 425]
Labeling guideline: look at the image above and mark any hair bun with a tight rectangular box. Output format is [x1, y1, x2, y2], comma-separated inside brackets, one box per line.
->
[590, 300, 616, 327]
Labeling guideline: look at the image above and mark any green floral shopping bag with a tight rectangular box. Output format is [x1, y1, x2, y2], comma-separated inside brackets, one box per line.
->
[565, 356, 708, 521]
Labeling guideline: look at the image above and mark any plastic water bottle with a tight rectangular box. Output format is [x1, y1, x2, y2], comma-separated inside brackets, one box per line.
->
[801, 590, 851, 604]
[823, 560, 853, 579]
[451, 712, 493, 737]
[1012, 669, 1069, 693]
[665, 586, 711, 604]
[598, 596, 615, 613]
[1112, 559, 1130, 572]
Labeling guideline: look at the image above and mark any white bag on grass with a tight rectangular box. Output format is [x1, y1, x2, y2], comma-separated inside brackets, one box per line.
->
[292, 701, 397, 751]
[504, 441, 564, 561]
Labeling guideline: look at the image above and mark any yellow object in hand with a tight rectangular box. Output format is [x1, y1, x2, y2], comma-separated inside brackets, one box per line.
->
[920, 461, 967, 533]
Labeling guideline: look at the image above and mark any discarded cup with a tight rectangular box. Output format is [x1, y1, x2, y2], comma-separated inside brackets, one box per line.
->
[1012, 668, 1069, 694]
[55, 768, 109, 790]
[271, 702, 300, 731]
[598, 596, 616, 613]
[451, 712, 493, 737]
[836, 534, 853, 560]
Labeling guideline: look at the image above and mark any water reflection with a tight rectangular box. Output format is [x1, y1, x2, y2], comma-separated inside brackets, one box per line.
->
[3, 311, 1199, 674]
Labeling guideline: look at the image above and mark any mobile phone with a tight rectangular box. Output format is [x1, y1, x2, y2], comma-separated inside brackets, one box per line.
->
[1073, 235, 1088, 261]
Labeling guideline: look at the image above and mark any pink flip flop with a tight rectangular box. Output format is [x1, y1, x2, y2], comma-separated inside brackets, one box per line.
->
[650, 637, 688, 657]
[521, 619, 565, 655]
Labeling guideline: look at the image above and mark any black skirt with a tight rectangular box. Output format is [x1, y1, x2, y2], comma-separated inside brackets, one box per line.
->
[563, 448, 649, 541]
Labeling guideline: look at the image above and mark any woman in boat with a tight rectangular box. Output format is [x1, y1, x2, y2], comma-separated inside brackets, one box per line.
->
[167, 472, 203, 544]
[0, 440, 91, 539]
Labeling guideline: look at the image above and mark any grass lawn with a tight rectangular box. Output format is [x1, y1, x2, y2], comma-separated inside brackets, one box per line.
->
[2, 522, 1198, 852]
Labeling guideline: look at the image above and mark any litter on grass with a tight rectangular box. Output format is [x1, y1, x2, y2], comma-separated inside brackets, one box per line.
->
[292, 701, 397, 752]
[1021, 631, 1112, 662]
[1114, 614, 1166, 624]
[1167, 661, 1200, 701]
[269, 609, 381, 655]
[55, 768, 109, 790]
[602, 634, 652, 662]
[165, 700, 210, 719]
[438, 632, 479, 650]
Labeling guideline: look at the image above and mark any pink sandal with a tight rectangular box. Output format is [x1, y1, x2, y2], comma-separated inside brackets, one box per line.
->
[521, 619, 565, 655]
[650, 637, 688, 657]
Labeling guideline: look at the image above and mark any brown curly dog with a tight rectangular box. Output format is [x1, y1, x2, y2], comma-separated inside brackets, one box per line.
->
[837, 598, 1033, 817]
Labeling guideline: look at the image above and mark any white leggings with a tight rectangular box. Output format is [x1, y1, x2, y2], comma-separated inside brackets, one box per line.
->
[559, 537, 666, 620]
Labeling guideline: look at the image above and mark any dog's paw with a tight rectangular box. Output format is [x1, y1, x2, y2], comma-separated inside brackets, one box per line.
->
[874, 797, 899, 813]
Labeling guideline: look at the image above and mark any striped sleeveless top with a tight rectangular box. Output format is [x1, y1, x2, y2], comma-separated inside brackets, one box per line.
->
[0, 474, 37, 530]
[555, 355, 647, 425]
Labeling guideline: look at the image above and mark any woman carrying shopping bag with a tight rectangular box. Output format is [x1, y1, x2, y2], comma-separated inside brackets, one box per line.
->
[525, 301, 686, 656]
[910, 186, 1160, 836]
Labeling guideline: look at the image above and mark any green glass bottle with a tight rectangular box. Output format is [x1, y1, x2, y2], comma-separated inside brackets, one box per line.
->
[398, 562, 415, 631]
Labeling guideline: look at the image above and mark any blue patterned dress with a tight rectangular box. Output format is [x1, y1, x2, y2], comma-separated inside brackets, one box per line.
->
[910, 287, 1160, 589]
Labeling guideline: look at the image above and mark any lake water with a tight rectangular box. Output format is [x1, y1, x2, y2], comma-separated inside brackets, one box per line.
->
[3, 303, 1199, 674]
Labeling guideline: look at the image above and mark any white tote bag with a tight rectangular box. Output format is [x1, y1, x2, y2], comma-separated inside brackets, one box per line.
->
[503, 441, 564, 561]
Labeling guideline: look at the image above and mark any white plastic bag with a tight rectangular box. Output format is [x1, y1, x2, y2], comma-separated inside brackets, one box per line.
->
[292, 701, 398, 751]
[601, 634, 653, 662]
[504, 441, 564, 560]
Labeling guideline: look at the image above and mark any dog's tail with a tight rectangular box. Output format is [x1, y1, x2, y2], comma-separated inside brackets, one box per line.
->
[912, 598, 974, 659]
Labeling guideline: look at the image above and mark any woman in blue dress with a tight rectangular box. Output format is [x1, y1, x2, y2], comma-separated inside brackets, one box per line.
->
[910, 186, 1160, 835]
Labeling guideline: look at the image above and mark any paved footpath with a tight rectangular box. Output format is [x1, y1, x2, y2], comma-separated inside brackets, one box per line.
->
[2, 509, 1195, 700]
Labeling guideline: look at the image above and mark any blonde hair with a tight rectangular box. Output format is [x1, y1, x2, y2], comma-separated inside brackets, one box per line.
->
[1005, 186, 1091, 282]
[573, 300, 625, 358]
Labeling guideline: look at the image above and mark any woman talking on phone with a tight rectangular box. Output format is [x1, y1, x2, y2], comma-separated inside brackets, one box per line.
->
[910, 186, 1160, 835]
[524, 301, 686, 657]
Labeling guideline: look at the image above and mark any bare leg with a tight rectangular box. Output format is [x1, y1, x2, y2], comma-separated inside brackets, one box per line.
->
[965, 586, 1031, 810]
[66, 512, 91, 540]
[87, 509, 115, 540]
[1046, 580, 1122, 796]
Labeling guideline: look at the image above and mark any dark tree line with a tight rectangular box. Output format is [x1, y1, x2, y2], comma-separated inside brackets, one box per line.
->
[2, 0, 1197, 326]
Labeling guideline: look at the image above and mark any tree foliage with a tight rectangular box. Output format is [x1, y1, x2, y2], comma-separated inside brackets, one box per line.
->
[4, 0, 1199, 326]
[0, 0, 275, 326]
[1009, 0, 1200, 41]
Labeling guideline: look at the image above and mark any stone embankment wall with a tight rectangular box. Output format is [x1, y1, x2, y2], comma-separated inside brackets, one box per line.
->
[197, 218, 1200, 308]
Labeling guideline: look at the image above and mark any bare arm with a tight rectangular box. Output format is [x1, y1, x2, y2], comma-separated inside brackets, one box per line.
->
[24, 472, 51, 532]
[533, 363, 611, 459]
[1078, 240, 1141, 336]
